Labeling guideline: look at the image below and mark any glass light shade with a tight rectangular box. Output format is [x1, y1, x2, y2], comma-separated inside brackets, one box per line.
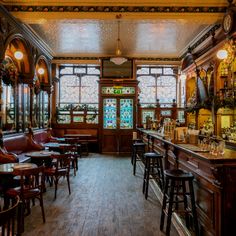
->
[14, 51, 23, 60]
[38, 68, 45, 75]
[216, 49, 228, 60]
[110, 57, 127, 65]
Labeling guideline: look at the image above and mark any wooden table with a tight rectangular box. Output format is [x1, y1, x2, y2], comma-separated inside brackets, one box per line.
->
[25, 151, 59, 166]
[0, 163, 37, 175]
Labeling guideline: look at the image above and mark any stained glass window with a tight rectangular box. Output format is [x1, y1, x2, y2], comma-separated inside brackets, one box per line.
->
[103, 98, 117, 129]
[142, 110, 155, 124]
[120, 99, 133, 129]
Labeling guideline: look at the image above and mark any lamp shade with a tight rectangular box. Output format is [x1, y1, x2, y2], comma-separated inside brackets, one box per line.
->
[110, 57, 127, 65]
[216, 49, 228, 60]
[14, 50, 23, 60]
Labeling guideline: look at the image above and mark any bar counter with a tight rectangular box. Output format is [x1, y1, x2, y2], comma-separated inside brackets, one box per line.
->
[138, 129, 236, 236]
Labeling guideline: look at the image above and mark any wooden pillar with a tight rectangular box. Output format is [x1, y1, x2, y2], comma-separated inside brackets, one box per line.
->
[137, 98, 141, 127]
[29, 84, 34, 127]
[156, 99, 160, 121]
[172, 99, 177, 120]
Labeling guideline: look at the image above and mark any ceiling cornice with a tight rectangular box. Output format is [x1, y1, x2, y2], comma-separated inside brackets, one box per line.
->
[3, 5, 226, 14]
[0, 0, 228, 7]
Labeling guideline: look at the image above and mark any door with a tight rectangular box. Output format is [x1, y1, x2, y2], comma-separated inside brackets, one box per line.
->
[102, 96, 134, 154]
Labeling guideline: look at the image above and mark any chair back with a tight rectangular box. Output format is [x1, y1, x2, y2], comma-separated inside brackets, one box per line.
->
[50, 154, 71, 174]
[0, 195, 21, 236]
[13, 166, 45, 199]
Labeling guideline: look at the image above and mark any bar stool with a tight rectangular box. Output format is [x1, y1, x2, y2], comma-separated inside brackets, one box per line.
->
[142, 152, 164, 199]
[132, 142, 146, 175]
[131, 138, 144, 164]
[160, 169, 199, 236]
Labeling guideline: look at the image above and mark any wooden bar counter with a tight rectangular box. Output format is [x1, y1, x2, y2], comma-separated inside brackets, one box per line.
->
[138, 129, 236, 236]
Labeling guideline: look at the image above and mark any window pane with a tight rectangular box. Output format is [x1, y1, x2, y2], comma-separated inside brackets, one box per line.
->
[150, 68, 162, 74]
[88, 67, 100, 75]
[120, 99, 133, 129]
[137, 67, 149, 75]
[163, 68, 174, 75]
[74, 67, 86, 74]
[156, 76, 176, 103]
[81, 76, 98, 103]
[137, 76, 156, 104]
[60, 75, 80, 103]
[60, 67, 73, 74]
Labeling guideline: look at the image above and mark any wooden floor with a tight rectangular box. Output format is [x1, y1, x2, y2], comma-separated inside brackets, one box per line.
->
[23, 153, 179, 236]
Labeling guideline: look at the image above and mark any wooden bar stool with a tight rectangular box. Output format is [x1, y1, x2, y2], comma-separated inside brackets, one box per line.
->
[131, 138, 144, 165]
[132, 142, 146, 175]
[142, 152, 164, 199]
[160, 169, 199, 236]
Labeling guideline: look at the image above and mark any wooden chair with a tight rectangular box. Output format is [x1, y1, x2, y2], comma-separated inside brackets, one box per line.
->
[44, 154, 71, 199]
[6, 166, 46, 230]
[0, 195, 22, 236]
[61, 143, 81, 176]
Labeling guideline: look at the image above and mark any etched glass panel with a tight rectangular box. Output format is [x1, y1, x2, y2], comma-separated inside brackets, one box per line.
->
[161, 110, 172, 116]
[103, 98, 117, 129]
[156, 76, 176, 103]
[60, 75, 80, 103]
[81, 76, 98, 103]
[150, 68, 162, 74]
[137, 67, 149, 75]
[120, 99, 133, 129]
[74, 67, 86, 74]
[88, 67, 100, 75]
[142, 110, 155, 124]
[60, 67, 73, 74]
[137, 76, 156, 103]
[163, 68, 174, 75]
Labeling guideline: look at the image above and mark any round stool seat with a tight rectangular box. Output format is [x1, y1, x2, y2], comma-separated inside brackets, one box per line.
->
[164, 169, 194, 180]
[144, 152, 162, 158]
[133, 142, 145, 147]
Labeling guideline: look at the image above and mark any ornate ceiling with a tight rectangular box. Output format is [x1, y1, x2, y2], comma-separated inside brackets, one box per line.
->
[1, 0, 229, 61]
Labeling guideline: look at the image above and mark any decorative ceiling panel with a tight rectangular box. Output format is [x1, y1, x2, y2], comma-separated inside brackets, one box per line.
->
[28, 18, 217, 58]
[3, 0, 227, 59]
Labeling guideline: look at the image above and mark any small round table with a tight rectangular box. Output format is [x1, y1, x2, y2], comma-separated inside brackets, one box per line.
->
[25, 150, 59, 167]
[0, 163, 37, 175]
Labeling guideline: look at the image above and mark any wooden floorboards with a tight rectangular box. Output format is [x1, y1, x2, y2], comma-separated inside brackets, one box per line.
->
[22, 154, 178, 236]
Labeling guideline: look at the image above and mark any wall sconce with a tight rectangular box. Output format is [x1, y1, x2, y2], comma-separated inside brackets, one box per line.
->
[216, 49, 228, 60]
[14, 50, 23, 60]
[37, 68, 45, 75]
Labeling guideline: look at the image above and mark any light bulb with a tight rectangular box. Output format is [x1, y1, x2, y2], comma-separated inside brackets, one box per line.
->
[216, 49, 228, 60]
[14, 51, 23, 60]
[38, 68, 45, 75]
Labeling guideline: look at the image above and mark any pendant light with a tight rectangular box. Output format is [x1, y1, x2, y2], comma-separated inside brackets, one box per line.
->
[110, 15, 127, 65]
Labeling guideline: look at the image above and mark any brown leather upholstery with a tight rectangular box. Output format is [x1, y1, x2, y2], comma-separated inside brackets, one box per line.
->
[0, 147, 18, 163]
[3, 133, 44, 163]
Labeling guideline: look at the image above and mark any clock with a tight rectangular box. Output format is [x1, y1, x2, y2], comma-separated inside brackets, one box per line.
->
[222, 11, 234, 34]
